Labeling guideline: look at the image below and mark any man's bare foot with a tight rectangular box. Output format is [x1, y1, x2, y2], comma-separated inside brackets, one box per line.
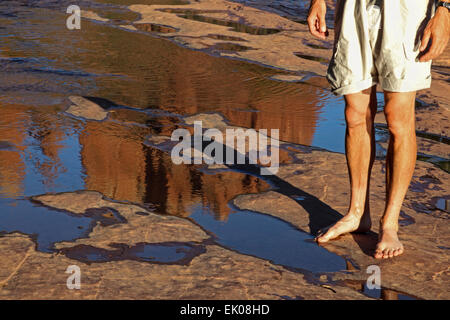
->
[374, 226, 404, 259]
[315, 212, 371, 243]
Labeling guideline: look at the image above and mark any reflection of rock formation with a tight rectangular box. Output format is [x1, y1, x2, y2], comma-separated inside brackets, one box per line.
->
[80, 120, 268, 220]
[200, 171, 267, 220]
[0, 104, 27, 198]
[0, 11, 324, 210]
[0, 104, 68, 197]
[79, 121, 149, 203]
[73, 21, 321, 146]
[143, 146, 269, 220]
[220, 86, 322, 146]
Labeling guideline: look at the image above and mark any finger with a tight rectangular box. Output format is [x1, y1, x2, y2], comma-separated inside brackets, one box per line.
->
[307, 13, 316, 31]
[420, 45, 440, 62]
[420, 29, 431, 52]
[419, 40, 437, 62]
[420, 52, 432, 62]
[308, 16, 325, 39]
[319, 13, 327, 33]
[307, 16, 319, 35]
[315, 19, 326, 39]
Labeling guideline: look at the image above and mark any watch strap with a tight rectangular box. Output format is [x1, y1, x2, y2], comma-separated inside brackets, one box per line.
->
[436, 1, 450, 10]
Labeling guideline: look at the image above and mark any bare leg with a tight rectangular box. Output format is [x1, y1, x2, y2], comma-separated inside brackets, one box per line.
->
[316, 86, 376, 243]
[375, 91, 416, 259]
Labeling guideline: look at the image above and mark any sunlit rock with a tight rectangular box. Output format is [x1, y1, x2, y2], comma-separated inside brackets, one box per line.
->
[66, 96, 109, 121]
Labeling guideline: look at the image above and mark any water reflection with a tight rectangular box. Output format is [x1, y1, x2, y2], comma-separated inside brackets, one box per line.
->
[0, 1, 335, 207]
[0, 0, 446, 298]
[0, 3, 330, 146]
[342, 280, 420, 300]
[190, 205, 346, 272]
[60, 241, 206, 265]
[80, 118, 270, 219]
[0, 103, 85, 198]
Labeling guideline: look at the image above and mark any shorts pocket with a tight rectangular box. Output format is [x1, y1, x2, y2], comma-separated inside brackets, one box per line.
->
[402, 41, 419, 62]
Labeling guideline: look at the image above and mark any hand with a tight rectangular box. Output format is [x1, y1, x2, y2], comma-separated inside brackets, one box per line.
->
[307, 0, 328, 39]
[419, 7, 450, 62]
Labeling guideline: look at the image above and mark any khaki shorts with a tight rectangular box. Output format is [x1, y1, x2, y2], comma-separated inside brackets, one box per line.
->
[327, 0, 435, 96]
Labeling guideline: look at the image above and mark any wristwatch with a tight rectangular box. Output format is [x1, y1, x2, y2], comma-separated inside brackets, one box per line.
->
[436, 1, 450, 11]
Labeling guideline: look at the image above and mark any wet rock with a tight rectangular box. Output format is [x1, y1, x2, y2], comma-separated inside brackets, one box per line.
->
[66, 96, 109, 121]
[133, 22, 177, 33]
[269, 74, 305, 82]
[207, 163, 228, 170]
[375, 114, 450, 163]
[128, 1, 331, 77]
[232, 149, 450, 299]
[0, 190, 368, 299]
[234, 191, 314, 232]
[119, 24, 137, 31]
[184, 112, 228, 129]
[31, 191, 209, 249]
[0, 234, 368, 299]
[146, 135, 171, 145]
[81, 10, 109, 23]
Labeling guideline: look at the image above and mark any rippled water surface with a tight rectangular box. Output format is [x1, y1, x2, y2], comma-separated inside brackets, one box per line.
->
[0, 0, 446, 287]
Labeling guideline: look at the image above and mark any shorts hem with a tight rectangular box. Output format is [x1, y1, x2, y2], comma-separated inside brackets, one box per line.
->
[330, 78, 377, 96]
[380, 77, 432, 93]
[330, 77, 432, 95]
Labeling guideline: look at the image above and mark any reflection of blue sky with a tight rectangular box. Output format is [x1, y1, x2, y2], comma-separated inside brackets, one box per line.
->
[311, 92, 346, 153]
[312, 92, 385, 153]
[0, 125, 91, 253]
[22, 130, 85, 197]
[190, 204, 345, 273]
[0, 198, 92, 253]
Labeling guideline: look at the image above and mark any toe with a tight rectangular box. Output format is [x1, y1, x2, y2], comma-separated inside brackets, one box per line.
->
[315, 234, 325, 243]
[393, 249, 400, 256]
[382, 249, 390, 259]
[315, 229, 328, 242]
[317, 229, 335, 243]
[374, 246, 384, 259]
[388, 249, 394, 258]
[316, 234, 329, 243]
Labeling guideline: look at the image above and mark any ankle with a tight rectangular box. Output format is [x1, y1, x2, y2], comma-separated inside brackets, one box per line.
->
[345, 212, 364, 220]
[379, 220, 398, 232]
[347, 207, 366, 218]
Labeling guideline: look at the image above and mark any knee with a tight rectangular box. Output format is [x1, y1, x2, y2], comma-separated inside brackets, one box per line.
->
[345, 103, 367, 129]
[384, 109, 414, 138]
[383, 92, 416, 138]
